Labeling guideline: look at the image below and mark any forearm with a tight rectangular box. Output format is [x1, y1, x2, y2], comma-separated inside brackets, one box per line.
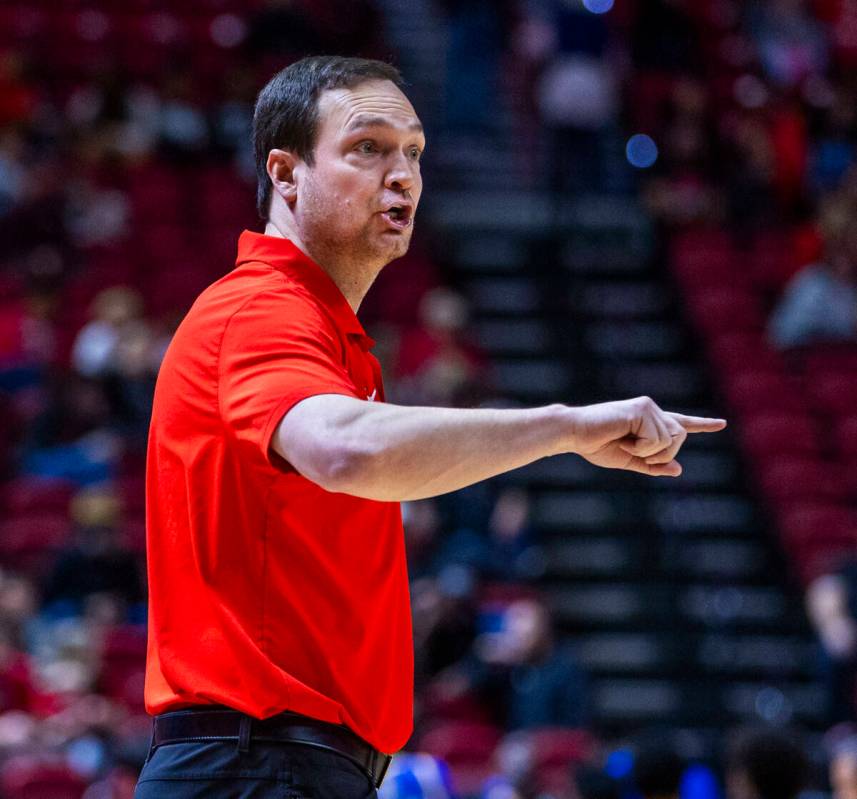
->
[284, 397, 575, 502]
[275, 393, 726, 499]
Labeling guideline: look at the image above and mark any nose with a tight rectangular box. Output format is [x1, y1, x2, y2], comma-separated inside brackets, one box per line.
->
[384, 151, 416, 192]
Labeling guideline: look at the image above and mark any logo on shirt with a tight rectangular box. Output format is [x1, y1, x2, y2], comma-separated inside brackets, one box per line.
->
[366, 389, 377, 402]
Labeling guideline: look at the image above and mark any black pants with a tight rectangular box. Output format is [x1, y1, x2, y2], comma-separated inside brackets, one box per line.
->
[134, 736, 380, 798]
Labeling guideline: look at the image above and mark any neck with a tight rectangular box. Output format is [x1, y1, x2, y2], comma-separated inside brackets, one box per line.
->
[264, 219, 376, 313]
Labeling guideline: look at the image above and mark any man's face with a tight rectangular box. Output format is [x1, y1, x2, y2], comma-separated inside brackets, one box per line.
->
[293, 79, 424, 270]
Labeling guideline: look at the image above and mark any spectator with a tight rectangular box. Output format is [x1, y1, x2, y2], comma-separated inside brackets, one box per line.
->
[0, 50, 38, 127]
[806, 568, 857, 724]
[768, 194, 857, 348]
[536, 0, 617, 196]
[412, 572, 477, 683]
[725, 728, 808, 799]
[436, 598, 589, 730]
[0, 127, 28, 217]
[643, 79, 722, 229]
[807, 84, 857, 195]
[41, 487, 143, 613]
[437, 0, 512, 135]
[746, 0, 830, 90]
[394, 287, 487, 406]
[72, 287, 146, 380]
[430, 487, 543, 583]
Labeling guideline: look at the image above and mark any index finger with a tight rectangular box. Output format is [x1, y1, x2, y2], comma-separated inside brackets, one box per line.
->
[666, 413, 727, 433]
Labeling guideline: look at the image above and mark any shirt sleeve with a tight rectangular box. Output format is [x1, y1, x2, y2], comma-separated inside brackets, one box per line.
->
[218, 289, 360, 469]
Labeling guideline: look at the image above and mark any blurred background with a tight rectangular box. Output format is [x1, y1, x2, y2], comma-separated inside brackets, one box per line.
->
[3, 0, 857, 797]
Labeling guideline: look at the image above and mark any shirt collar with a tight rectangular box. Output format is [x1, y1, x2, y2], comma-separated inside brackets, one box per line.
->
[235, 230, 374, 348]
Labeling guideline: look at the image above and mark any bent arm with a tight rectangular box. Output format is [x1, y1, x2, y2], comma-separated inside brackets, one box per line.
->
[271, 394, 726, 502]
[272, 395, 574, 501]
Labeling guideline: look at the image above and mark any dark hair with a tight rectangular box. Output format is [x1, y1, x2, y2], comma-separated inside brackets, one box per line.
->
[634, 742, 684, 798]
[252, 55, 404, 222]
[728, 728, 808, 799]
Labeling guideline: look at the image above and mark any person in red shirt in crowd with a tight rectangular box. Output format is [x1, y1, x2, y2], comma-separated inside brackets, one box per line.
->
[135, 55, 726, 798]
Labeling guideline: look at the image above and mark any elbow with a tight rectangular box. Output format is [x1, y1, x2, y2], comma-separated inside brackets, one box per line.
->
[314, 441, 381, 496]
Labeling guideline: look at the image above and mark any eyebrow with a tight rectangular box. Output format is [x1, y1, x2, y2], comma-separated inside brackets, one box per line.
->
[344, 114, 424, 134]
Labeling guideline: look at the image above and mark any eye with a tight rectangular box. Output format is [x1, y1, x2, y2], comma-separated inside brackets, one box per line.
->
[409, 146, 423, 161]
[356, 140, 377, 154]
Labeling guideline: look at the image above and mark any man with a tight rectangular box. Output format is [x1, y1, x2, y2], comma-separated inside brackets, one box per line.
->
[135, 55, 726, 798]
[725, 728, 808, 799]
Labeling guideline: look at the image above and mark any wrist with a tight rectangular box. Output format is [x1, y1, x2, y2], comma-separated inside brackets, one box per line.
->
[543, 403, 580, 457]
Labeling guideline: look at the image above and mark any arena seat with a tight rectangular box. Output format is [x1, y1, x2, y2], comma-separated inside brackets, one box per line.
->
[511, 727, 595, 795]
[0, 755, 87, 799]
[721, 369, 807, 415]
[804, 370, 857, 418]
[756, 455, 849, 503]
[0, 477, 75, 515]
[417, 721, 502, 797]
[834, 415, 857, 458]
[778, 503, 857, 548]
[740, 412, 821, 459]
[98, 625, 147, 711]
[707, 331, 786, 376]
[0, 512, 72, 574]
[684, 288, 765, 335]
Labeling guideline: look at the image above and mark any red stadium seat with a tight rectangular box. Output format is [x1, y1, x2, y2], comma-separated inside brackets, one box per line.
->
[0, 755, 86, 799]
[512, 727, 595, 795]
[417, 721, 502, 797]
[777, 503, 857, 584]
[746, 231, 797, 292]
[778, 503, 857, 545]
[684, 287, 765, 335]
[757, 455, 849, 503]
[707, 331, 786, 376]
[114, 474, 145, 516]
[740, 412, 821, 458]
[120, 516, 147, 554]
[422, 684, 492, 725]
[98, 625, 147, 711]
[721, 369, 807, 415]
[805, 371, 857, 418]
[835, 416, 857, 458]
[0, 477, 75, 514]
[0, 512, 72, 574]
[797, 343, 857, 377]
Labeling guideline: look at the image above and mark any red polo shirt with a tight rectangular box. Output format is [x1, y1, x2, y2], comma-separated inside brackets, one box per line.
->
[143, 230, 413, 754]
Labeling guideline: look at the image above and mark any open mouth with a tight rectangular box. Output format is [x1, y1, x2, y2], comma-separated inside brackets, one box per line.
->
[380, 204, 413, 230]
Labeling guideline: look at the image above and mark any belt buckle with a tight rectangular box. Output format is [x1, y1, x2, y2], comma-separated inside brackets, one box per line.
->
[375, 753, 392, 788]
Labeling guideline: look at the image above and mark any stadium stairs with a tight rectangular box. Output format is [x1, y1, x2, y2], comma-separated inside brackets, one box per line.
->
[379, 0, 827, 754]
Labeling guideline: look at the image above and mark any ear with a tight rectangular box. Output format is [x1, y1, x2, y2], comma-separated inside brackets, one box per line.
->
[266, 148, 301, 206]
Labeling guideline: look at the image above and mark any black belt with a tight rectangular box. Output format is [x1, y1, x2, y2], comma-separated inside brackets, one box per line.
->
[151, 707, 393, 789]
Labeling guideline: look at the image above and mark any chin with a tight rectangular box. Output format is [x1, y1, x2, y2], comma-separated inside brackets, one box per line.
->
[373, 233, 412, 264]
[386, 238, 412, 263]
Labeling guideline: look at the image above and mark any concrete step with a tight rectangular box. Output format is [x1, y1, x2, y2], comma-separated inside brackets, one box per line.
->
[492, 358, 570, 398]
[585, 321, 685, 359]
[466, 277, 540, 314]
[473, 319, 552, 356]
[576, 280, 672, 319]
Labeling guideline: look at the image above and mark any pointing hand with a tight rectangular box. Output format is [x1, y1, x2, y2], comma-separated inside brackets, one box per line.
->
[570, 396, 726, 477]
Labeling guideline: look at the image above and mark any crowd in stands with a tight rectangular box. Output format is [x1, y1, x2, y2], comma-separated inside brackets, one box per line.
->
[625, 0, 857, 754]
[2, 0, 857, 797]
